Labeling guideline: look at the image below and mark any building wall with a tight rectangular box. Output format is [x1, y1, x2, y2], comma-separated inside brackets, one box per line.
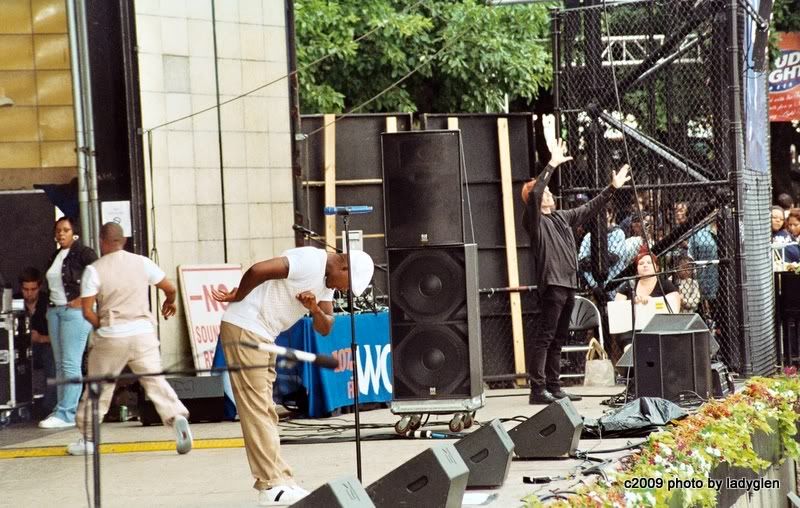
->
[135, 0, 295, 368]
[0, 0, 78, 188]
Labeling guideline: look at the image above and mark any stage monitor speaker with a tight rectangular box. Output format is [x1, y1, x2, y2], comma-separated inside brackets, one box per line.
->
[139, 375, 225, 425]
[507, 398, 583, 459]
[365, 444, 469, 508]
[634, 314, 712, 402]
[388, 244, 482, 401]
[290, 476, 375, 508]
[381, 130, 465, 247]
[453, 419, 514, 488]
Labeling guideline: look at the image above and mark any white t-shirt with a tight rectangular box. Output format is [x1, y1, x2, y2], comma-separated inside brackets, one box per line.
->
[80, 257, 165, 337]
[222, 247, 335, 341]
[46, 249, 70, 305]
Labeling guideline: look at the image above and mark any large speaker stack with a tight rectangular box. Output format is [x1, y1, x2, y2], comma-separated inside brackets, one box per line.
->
[381, 131, 484, 415]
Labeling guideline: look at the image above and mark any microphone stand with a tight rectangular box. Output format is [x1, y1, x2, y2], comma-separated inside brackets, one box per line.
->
[342, 214, 364, 482]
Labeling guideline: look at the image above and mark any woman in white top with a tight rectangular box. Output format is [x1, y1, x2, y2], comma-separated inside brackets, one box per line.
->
[39, 217, 97, 429]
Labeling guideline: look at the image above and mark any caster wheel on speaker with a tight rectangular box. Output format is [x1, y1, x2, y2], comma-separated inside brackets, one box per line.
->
[449, 414, 465, 433]
[409, 414, 423, 431]
[463, 412, 475, 429]
[395, 416, 412, 435]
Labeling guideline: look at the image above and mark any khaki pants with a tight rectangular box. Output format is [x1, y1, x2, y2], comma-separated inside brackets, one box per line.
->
[220, 321, 293, 490]
[76, 332, 188, 439]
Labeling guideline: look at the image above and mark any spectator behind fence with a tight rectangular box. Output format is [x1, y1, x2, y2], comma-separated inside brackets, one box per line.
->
[18, 267, 56, 417]
[578, 206, 642, 299]
[773, 206, 788, 238]
[671, 255, 701, 313]
[780, 208, 800, 263]
[687, 221, 719, 302]
[777, 193, 795, 218]
[39, 217, 97, 429]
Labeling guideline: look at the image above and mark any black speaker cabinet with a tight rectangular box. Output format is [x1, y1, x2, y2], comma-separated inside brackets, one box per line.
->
[366, 444, 469, 508]
[381, 130, 465, 247]
[634, 314, 712, 402]
[388, 244, 482, 401]
[507, 398, 583, 459]
[454, 419, 514, 488]
[139, 375, 225, 425]
[290, 476, 375, 508]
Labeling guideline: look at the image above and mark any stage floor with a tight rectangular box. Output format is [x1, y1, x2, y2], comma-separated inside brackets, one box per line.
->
[0, 386, 638, 507]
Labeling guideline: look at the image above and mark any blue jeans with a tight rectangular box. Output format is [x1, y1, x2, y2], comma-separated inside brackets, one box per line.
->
[47, 306, 92, 423]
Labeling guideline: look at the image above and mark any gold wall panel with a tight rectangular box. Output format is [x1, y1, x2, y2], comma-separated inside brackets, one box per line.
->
[0, 71, 37, 106]
[0, 142, 40, 169]
[0, 0, 33, 35]
[41, 140, 75, 167]
[34, 34, 70, 70]
[32, 0, 68, 34]
[36, 70, 73, 105]
[0, 107, 39, 142]
[39, 106, 74, 141]
[0, 35, 35, 71]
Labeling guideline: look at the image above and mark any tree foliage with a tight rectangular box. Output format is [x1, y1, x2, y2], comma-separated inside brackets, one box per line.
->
[294, 0, 554, 114]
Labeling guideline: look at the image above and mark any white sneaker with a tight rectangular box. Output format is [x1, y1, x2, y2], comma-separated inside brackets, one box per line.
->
[67, 438, 95, 455]
[258, 485, 309, 506]
[172, 415, 192, 455]
[39, 416, 76, 429]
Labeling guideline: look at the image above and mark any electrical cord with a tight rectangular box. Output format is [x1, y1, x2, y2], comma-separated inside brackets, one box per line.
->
[145, 0, 432, 133]
[600, 0, 676, 316]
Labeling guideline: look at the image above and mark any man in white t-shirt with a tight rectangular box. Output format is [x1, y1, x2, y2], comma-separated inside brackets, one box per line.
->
[212, 247, 374, 506]
[66, 222, 192, 456]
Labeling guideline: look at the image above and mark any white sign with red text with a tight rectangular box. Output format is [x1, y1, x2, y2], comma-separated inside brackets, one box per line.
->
[178, 264, 243, 374]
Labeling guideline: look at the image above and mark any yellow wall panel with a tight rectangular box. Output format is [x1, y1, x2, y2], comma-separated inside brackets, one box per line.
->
[34, 34, 70, 70]
[39, 106, 74, 141]
[41, 141, 75, 167]
[0, 0, 33, 35]
[32, 0, 68, 34]
[0, 35, 35, 71]
[36, 70, 73, 105]
[0, 107, 39, 142]
[0, 143, 40, 169]
[0, 71, 37, 106]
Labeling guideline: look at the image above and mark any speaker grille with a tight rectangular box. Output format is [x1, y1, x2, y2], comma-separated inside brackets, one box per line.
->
[388, 244, 482, 401]
[392, 324, 470, 397]
[381, 131, 464, 247]
[390, 248, 467, 323]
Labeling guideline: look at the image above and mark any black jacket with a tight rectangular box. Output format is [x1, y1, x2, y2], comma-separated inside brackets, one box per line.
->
[522, 164, 614, 291]
[47, 241, 98, 303]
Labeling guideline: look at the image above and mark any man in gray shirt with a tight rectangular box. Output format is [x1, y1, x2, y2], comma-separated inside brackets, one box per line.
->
[522, 129, 629, 404]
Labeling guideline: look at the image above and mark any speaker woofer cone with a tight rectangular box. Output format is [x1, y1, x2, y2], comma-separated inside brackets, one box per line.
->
[390, 249, 466, 322]
[393, 325, 468, 396]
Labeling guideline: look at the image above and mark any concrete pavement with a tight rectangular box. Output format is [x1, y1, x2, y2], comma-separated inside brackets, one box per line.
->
[0, 387, 637, 507]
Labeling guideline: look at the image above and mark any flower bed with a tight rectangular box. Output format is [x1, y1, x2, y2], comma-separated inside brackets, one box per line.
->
[526, 375, 800, 507]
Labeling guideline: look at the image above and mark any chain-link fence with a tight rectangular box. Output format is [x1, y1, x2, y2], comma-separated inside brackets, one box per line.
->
[552, 0, 755, 373]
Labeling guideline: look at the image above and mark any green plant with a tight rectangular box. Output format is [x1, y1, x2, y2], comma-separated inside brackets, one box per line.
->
[525, 375, 800, 507]
[293, 0, 553, 114]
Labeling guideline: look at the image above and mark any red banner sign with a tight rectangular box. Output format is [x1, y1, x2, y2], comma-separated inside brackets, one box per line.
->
[769, 32, 800, 122]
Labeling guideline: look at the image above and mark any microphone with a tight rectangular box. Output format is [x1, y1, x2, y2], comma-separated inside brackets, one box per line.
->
[241, 341, 339, 370]
[323, 205, 373, 216]
[690, 259, 721, 266]
[292, 224, 316, 236]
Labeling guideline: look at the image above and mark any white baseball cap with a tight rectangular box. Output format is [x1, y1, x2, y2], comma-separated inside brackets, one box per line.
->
[348, 250, 374, 297]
